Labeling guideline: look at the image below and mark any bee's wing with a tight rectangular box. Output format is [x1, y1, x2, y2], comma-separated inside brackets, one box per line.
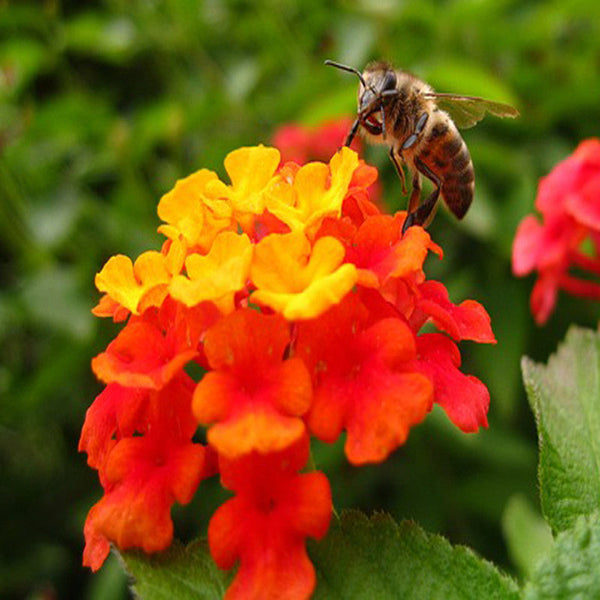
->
[423, 93, 519, 129]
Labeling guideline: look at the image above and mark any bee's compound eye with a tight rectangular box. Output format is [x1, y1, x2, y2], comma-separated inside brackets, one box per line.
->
[382, 71, 397, 91]
[359, 88, 376, 112]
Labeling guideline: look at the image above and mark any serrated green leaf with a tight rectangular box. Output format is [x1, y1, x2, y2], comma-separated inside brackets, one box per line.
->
[118, 512, 518, 600]
[309, 510, 519, 600]
[523, 512, 600, 599]
[522, 327, 600, 533]
[502, 494, 553, 579]
[119, 540, 231, 600]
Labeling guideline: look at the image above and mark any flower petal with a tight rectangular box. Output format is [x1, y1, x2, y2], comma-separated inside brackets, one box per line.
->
[192, 310, 312, 458]
[414, 280, 496, 343]
[296, 294, 432, 464]
[95, 252, 171, 315]
[415, 333, 489, 432]
[157, 168, 234, 251]
[209, 440, 331, 600]
[266, 147, 360, 236]
[170, 231, 253, 313]
[205, 145, 281, 217]
[250, 232, 357, 320]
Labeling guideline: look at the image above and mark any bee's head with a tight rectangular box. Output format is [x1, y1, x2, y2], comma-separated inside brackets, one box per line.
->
[325, 59, 397, 110]
[324, 59, 398, 137]
[359, 65, 397, 113]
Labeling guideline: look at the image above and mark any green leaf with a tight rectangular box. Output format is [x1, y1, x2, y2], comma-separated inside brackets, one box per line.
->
[299, 86, 357, 128]
[118, 512, 518, 600]
[424, 60, 519, 107]
[64, 12, 139, 63]
[523, 512, 600, 599]
[87, 552, 128, 600]
[522, 327, 600, 533]
[502, 494, 553, 579]
[119, 539, 231, 600]
[20, 264, 93, 341]
[309, 511, 519, 600]
[0, 38, 48, 97]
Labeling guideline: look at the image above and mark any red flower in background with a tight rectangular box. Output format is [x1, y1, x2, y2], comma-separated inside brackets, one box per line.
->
[272, 117, 383, 207]
[513, 139, 600, 323]
[81, 145, 495, 599]
[272, 117, 361, 164]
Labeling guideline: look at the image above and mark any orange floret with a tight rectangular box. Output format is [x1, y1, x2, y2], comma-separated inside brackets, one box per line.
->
[193, 309, 312, 458]
[250, 231, 357, 320]
[94, 251, 172, 315]
[208, 438, 331, 600]
[157, 168, 234, 253]
[296, 293, 433, 464]
[169, 231, 253, 314]
[204, 145, 281, 232]
[265, 146, 359, 237]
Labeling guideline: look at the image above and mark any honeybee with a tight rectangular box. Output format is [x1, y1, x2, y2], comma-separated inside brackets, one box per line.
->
[325, 60, 519, 231]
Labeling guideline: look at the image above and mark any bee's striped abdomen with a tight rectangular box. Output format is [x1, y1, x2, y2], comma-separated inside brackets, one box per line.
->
[420, 121, 474, 219]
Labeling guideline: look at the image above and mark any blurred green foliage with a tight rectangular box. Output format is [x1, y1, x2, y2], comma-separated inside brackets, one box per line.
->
[2, 0, 600, 598]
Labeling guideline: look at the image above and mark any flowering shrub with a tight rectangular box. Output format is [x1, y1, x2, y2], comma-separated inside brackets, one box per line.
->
[80, 146, 496, 599]
[512, 139, 600, 324]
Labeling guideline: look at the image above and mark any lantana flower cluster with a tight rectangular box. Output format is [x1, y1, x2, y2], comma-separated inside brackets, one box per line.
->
[80, 145, 495, 599]
[513, 138, 600, 324]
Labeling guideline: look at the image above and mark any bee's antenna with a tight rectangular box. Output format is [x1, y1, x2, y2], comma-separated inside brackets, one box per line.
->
[324, 59, 367, 89]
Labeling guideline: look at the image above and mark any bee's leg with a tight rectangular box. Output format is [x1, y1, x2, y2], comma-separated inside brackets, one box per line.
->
[407, 172, 421, 214]
[401, 133, 419, 150]
[389, 147, 407, 195]
[403, 186, 440, 232]
[402, 158, 442, 232]
[398, 130, 423, 198]
[401, 114, 428, 152]
[344, 118, 361, 147]
[415, 112, 429, 135]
